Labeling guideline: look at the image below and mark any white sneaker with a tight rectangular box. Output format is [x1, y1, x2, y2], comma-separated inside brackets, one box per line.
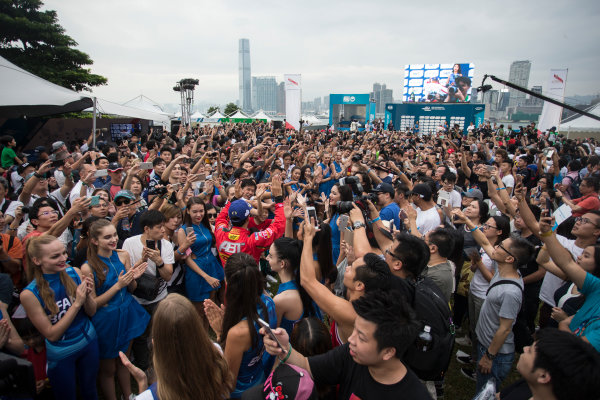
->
[455, 335, 472, 347]
[456, 349, 470, 358]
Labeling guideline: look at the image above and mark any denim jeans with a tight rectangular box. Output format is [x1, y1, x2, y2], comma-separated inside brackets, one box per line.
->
[475, 342, 514, 393]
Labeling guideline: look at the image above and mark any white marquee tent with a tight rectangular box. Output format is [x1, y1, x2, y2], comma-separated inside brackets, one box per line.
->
[559, 103, 600, 134]
[253, 110, 272, 122]
[0, 55, 93, 118]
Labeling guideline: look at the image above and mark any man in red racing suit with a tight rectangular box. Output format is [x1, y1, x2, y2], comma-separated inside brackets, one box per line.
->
[215, 180, 286, 266]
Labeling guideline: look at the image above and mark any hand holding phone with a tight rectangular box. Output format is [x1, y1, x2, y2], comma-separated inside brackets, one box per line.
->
[257, 318, 285, 351]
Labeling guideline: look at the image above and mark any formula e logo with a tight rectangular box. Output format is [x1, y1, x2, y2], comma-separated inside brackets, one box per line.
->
[387, 105, 393, 110]
[422, 106, 431, 112]
[343, 96, 356, 103]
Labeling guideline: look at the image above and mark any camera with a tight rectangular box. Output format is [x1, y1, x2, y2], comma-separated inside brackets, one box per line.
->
[149, 186, 167, 196]
[447, 86, 459, 95]
[351, 155, 361, 163]
[21, 206, 30, 215]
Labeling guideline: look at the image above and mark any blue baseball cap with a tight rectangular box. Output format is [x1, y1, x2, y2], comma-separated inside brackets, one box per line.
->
[228, 199, 252, 223]
[114, 190, 135, 202]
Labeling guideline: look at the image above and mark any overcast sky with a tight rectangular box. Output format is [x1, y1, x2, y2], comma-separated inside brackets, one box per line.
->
[43, 0, 600, 109]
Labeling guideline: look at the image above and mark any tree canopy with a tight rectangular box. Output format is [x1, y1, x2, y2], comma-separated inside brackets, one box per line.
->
[206, 106, 220, 115]
[224, 102, 240, 116]
[0, 0, 107, 92]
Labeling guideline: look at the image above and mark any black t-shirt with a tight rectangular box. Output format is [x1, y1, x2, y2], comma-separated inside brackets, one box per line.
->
[308, 343, 430, 400]
[500, 379, 532, 400]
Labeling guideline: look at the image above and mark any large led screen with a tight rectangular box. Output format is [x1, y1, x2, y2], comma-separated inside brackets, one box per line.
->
[403, 63, 475, 103]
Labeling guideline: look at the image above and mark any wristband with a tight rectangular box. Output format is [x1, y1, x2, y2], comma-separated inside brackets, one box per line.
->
[539, 230, 553, 237]
[469, 226, 480, 232]
[370, 216, 381, 223]
[176, 249, 185, 256]
[82, 182, 89, 187]
[496, 187, 506, 191]
[34, 172, 44, 179]
[279, 344, 292, 363]
[156, 262, 165, 269]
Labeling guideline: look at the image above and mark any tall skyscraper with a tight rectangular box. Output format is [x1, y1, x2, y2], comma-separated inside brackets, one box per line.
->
[252, 76, 277, 113]
[370, 83, 393, 115]
[277, 82, 286, 115]
[507, 60, 531, 109]
[238, 39, 252, 112]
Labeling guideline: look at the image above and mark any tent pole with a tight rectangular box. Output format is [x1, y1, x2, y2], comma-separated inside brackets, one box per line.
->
[92, 97, 97, 148]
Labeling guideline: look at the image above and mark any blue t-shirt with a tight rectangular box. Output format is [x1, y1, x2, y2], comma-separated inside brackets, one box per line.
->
[379, 202, 401, 231]
[569, 272, 600, 351]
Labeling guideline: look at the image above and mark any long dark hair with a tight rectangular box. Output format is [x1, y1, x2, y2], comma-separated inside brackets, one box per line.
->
[328, 183, 353, 216]
[184, 197, 214, 246]
[490, 215, 510, 246]
[299, 165, 312, 184]
[313, 223, 335, 284]
[272, 238, 317, 317]
[221, 253, 267, 350]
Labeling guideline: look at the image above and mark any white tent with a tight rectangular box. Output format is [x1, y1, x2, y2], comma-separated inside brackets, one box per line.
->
[88, 99, 172, 125]
[0, 55, 93, 118]
[190, 111, 204, 120]
[559, 103, 600, 133]
[208, 111, 225, 119]
[253, 110, 272, 122]
[229, 110, 250, 119]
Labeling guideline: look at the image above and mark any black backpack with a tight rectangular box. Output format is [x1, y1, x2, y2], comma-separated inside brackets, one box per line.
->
[403, 276, 456, 380]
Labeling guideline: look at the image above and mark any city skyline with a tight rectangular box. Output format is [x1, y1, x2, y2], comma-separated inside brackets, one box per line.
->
[40, 0, 600, 107]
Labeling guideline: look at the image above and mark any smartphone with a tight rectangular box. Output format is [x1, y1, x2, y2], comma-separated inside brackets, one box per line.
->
[257, 318, 284, 350]
[90, 196, 100, 207]
[94, 169, 108, 178]
[172, 183, 181, 191]
[197, 174, 206, 181]
[306, 206, 318, 226]
[486, 165, 495, 173]
[344, 228, 354, 247]
[338, 214, 349, 232]
[185, 227, 194, 235]
[139, 162, 153, 170]
[255, 160, 265, 167]
[279, 145, 289, 151]
[146, 240, 156, 250]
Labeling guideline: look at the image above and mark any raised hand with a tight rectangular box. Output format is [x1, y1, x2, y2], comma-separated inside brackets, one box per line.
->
[117, 269, 135, 289]
[204, 299, 225, 336]
[131, 262, 148, 279]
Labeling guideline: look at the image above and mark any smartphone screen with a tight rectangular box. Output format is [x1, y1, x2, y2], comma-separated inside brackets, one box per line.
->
[257, 318, 284, 350]
[306, 207, 318, 226]
[146, 240, 156, 250]
[338, 214, 349, 232]
[90, 195, 100, 207]
[139, 162, 153, 170]
[185, 227, 194, 235]
[94, 169, 108, 178]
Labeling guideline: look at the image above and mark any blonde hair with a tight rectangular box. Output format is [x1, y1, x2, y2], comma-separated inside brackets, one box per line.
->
[86, 219, 113, 287]
[152, 294, 233, 400]
[26, 235, 77, 316]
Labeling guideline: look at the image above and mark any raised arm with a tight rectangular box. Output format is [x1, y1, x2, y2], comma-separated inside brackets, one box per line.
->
[452, 209, 495, 257]
[537, 215, 587, 288]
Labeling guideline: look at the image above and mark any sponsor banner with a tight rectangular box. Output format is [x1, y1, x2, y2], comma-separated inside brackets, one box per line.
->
[403, 63, 475, 103]
[538, 69, 568, 132]
[284, 74, 301, 130]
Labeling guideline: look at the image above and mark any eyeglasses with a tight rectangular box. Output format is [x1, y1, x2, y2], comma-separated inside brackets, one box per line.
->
[38, 210, 59, 217]
[483, 223, 499, 230]
[92, 203, 108, 208]
[385, 249, 400, 260]
[115, 199, 132, 206]
[497, 242, 516, 259]
[575, 216, 600, 229]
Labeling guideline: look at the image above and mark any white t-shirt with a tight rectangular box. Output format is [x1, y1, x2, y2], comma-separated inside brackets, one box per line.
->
[470, 251, 496, 299]
[416, 206, 441, 235]
[539, 235, 583, 306]
[122, 235, 175, 305]
[437, 189, 462, 208]
[69, 180, 96, 205]
[502, 174, 515, 195]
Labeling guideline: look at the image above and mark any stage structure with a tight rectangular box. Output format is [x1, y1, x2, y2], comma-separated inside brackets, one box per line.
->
[173, 78, 199, 128]
[385, 103, 485, 135]
[329, 94, 375, 131]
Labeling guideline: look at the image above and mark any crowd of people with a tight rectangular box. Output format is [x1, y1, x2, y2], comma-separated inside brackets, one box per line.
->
[0, 120, 599, 400]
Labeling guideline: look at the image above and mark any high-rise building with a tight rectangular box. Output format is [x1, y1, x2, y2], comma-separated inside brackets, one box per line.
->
[483, 89, 499, 113]
[507, 60, 531, 109]
[529, 86, 543, 106]
[370, 83, 393, 115]
[238, 39, 252, 112]
[277, 82, 286, 115]
[252, 76, 277, 113]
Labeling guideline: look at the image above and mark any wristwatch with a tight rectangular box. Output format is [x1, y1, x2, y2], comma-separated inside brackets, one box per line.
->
[353, 221, 366, 230]
[485, 349, 496, 360]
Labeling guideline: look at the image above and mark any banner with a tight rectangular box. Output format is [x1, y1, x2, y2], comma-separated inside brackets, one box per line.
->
[284, 74, 302, 130]
[538, 69, 568, 132]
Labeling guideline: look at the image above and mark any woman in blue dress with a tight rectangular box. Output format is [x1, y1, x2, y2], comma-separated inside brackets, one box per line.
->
[205, 253, 277, 399]
[325, 183, 354, 265]
[315, 153, 336, 197]
[20, 235, 99, 400]
[178, 197, 223, 321]
[82, 219, 150, 400]
[267, 237, 320, 336]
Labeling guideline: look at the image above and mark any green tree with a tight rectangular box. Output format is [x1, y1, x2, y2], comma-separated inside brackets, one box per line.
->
[0, 0, 107, 92]
[206, 106, 220, 115]
[224, 103, 240, 116]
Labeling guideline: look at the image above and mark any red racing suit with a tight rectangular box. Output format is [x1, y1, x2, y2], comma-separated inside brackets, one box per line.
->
[215, 201, 286, 267]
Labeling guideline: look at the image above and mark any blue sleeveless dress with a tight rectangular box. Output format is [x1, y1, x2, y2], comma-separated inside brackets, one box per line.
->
[24, 267, 97, 364]
[230, 293, 277, 398]
[276, 281, 305, 337]
[329, 213, 341, 265]
[183, 224, 224, 302]
[318, 162, 334, 196]
[92, 251, 150, 359]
